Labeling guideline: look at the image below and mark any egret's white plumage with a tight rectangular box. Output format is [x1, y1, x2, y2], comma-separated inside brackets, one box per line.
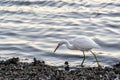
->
[54, 36, 101, 67]
[71, 36, 100, 51]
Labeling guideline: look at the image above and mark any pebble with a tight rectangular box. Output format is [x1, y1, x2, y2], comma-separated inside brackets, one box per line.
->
[0, 57, 119, 80]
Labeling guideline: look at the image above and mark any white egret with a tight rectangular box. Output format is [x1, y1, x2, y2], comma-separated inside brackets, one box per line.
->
[53, 36, 101, 67]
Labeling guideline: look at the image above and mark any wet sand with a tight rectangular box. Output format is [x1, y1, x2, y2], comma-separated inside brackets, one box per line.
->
[0, 57, 120, 80]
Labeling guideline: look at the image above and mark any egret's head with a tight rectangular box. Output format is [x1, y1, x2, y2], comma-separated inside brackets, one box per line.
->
[53, 40, 66, 53]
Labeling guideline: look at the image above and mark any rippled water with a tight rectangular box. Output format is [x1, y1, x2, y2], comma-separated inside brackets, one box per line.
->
[0, 0, 120, 66]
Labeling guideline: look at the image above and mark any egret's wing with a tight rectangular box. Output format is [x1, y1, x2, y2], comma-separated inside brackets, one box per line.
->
[72, 37, 100, 49]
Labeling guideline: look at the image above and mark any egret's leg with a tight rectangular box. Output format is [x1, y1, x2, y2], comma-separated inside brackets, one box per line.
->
[81, 51, 85, 67]
[90, 50, 101, 67]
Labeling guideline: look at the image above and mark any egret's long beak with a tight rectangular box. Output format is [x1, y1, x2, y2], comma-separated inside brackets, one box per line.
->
[54, 44, 60, 53]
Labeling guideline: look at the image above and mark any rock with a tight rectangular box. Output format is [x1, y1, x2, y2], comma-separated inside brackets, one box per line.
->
[4, 57, 19, 65]
[64, 61, 70, 71]
[0, 57, 119, 80]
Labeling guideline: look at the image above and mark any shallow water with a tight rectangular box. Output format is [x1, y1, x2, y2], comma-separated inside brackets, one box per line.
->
[0, 0, 120, 66]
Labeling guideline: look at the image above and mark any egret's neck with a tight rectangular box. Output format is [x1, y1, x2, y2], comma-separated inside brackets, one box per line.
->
[62, 40, 74, 50]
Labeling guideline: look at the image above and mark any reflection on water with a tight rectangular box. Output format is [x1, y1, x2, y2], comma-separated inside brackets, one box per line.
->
[0, 0, 120, 66]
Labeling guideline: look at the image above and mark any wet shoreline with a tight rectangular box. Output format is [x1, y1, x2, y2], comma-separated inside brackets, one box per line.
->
[0, 57, 120, 80]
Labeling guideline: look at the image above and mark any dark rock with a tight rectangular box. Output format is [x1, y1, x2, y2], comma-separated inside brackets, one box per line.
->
[4, 57, 19, 65]
[113, 62, 120, 68]
[64, 61, 70, 71]
[0, 58, 119, 80]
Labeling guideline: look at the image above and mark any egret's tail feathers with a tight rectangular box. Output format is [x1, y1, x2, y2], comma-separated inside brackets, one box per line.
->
[94, 44, 101, 49]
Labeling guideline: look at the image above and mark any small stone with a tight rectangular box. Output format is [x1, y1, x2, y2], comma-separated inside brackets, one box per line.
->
[64, 61, 70, 71]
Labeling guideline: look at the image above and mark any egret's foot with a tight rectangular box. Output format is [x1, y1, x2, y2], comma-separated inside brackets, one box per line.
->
[98, 65, 101, 67]
[98, 64, 104, 69]
[81, 65, 84, 67]
[76, 64, 84, 67]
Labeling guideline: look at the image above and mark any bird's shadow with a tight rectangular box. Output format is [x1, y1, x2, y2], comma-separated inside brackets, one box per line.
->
[42, 52, 90, 59]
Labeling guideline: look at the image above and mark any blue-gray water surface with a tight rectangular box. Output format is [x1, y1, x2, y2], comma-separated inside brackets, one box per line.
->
[0, 0, 120, 67]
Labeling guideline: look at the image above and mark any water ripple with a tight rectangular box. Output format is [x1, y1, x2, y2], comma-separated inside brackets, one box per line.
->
[0, 0, 120, 66]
